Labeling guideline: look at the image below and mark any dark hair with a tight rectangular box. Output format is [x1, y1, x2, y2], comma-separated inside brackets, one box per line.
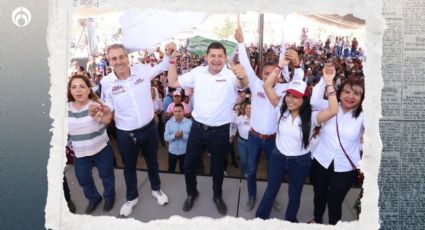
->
[238, 102, 251, 116]
[67, 74, 100, 103]
[207, 42, 226, 55]
[173, 103, 184, 110]
[337, 78, 364, 118]
[233, 103, 244, 116]
[278, 93, 312, 149]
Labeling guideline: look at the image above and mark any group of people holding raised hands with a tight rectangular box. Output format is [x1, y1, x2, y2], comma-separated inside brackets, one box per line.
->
[66, 24, 364, 225]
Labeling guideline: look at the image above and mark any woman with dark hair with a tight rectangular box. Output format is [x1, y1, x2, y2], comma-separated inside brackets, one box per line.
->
[67, 74, 115, 214]
[255, 53, 339, 222]
[235, 103, 251, 177]
[309, 75, 365, 225]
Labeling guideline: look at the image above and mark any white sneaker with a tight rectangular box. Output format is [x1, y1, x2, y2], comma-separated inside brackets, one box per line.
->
[152, 190, 168, 206]
[119, 198, 138, 217]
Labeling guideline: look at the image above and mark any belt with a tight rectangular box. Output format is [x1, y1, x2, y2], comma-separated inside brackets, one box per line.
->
[193, 120, 228, 131]
[249, 128, 276, 140]
[130, 119, 155, 133]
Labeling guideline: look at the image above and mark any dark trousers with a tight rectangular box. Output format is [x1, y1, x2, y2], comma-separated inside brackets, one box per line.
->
[223, 141, 237, 171]
[168, 152, 185, 173]
[184, 121, 229, 198]
[310, 159, 357, 225]
[74, 143, 115, 203]
[115, 120, 161, 201]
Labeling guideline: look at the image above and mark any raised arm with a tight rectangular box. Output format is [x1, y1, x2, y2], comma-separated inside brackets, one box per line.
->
[234, 27, 257, 83]
[315, 63, 338, 123]
[230, 63, 249, 89]
[310, 77, 327, 111]
[284, 49, 304, 81]
[263, 55, 288, 107]
[264, 49, 300, 106]
[148, 42, 176, 80]
[165, 42, 181, 88]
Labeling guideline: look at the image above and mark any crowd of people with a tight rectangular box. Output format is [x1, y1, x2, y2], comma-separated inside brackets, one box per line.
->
[64, 24, 365, 225]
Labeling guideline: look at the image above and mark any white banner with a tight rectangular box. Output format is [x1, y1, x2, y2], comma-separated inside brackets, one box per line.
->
[120, 9, 208, 51]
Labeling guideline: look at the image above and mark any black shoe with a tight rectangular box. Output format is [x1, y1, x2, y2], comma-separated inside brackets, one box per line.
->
[213, 197, 227, 215]
[85, 197, 102, 214]
[103, 198, 115, 212]
[67, 200, 76, 213]
[247, 197, 256, 211]
[182, 190, 199, 212]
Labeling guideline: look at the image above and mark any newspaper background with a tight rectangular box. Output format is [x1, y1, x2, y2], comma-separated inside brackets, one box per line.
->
[379, 0, 425, 229]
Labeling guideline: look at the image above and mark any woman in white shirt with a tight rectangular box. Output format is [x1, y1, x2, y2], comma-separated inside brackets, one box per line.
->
[235, 103, 251, 177]
[67, 74, 115, 214]
[255, 52, 339, 222]
[309, 76, 365, 225]
[151, 86, 163, 122]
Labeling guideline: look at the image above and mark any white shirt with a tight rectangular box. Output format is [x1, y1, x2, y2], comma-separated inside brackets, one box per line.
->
[310, 79, 364, 172]
[275, 111, 319, 157]
[236, 115, 251, 140]
[237, 42, 304, 135]
[178, 65, 239, 126]
[100, 73, 116, 100]
[103, 59, 168, 131]
[312, 106, 364, 172]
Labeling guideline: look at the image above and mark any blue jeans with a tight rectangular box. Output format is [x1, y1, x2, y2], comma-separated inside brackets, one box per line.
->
[343, 48, 349, 58]
[184, 121, 229, 198]
[246, 132, 276, 199]
[255, 149, 311, 222]
[237, 137, 249, 177]
[74, 142, 115, 203]
[350, 48, 357, 57]
[335, 46, 342, 57]
[116, 120, 161, 201]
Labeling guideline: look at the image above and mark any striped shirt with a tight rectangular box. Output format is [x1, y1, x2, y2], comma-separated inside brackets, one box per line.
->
[67, 100, 109, 158]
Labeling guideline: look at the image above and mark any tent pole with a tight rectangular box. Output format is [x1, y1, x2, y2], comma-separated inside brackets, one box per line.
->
[258, 13, 264, 75]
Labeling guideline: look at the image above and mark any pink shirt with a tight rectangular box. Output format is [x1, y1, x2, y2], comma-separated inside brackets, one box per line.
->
[166, 102, 191, 114]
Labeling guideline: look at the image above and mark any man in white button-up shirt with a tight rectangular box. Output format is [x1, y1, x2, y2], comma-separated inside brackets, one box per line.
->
[167, 42, 248, 215]
[99, 43, 175, 217]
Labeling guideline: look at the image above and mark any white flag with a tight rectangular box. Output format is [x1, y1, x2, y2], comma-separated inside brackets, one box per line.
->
[120, 9, 208, 51]
[280, 20, 291, 82]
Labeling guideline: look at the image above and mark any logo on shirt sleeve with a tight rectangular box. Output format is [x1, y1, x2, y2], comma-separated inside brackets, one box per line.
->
[257, 92, 266, 99]
[111, 85, 125, 95]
